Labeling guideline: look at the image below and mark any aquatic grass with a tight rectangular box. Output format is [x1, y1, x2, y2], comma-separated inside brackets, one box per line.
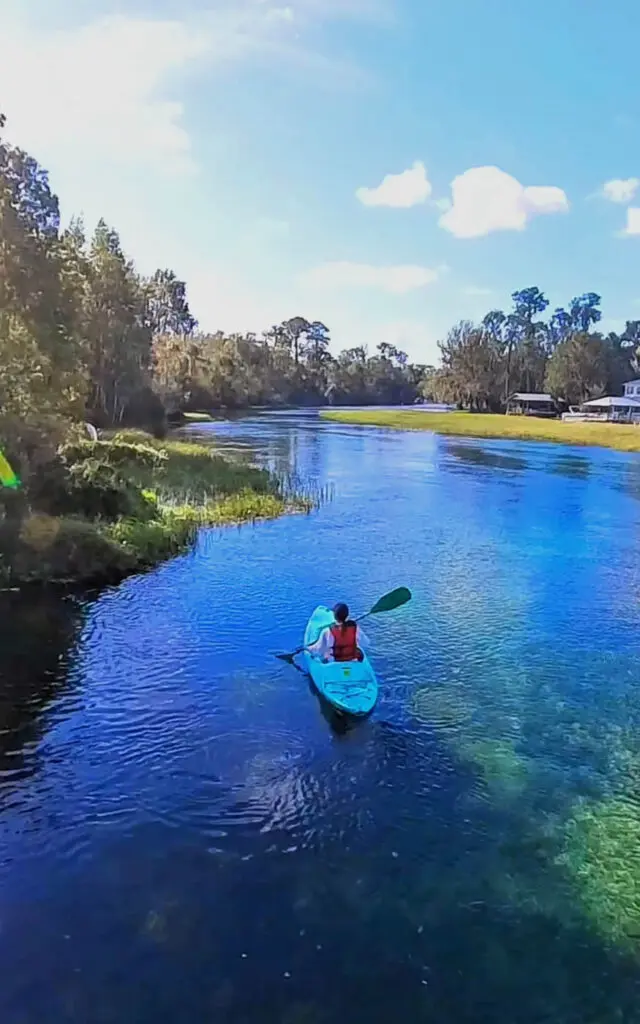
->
[103, 490, 313, 573]
[322, 409, 640, 452]
[557, 796, 640, 949]
[457, 737, 532, 802]
[410, 685, 472, 732]
[5, 430, 320, 584]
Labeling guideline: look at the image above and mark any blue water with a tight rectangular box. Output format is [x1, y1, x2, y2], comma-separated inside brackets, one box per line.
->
[2, 412, 640, 1023]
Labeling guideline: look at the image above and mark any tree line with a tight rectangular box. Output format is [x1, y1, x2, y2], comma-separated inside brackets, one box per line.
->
[5, 107, 639, 489]
[425, 288, 640, 410]
[0, 111, 430, 479]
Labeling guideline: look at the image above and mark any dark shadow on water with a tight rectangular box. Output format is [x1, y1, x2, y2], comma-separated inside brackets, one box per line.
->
[614, 459, 640, 503]
[445, 442, 528, 474]
[549, 453, 592, 480]
[0, 589, 88, 786]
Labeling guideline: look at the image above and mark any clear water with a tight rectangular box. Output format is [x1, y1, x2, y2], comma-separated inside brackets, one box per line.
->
[3, 411, 640, 1023]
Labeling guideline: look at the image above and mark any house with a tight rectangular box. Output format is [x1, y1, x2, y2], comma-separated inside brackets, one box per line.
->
[579, 395, 640, 423]
[506, 393, 557, 418]
[624, 379, 640, 399]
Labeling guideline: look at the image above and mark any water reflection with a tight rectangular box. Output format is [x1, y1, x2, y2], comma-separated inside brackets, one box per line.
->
[0, 590, 87, 786]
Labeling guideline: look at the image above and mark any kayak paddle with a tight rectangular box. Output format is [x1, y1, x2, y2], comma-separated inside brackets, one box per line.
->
[275, 586, 412, 664]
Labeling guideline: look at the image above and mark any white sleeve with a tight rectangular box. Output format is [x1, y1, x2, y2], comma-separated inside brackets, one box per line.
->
[308, 627, 330, 658]
[356, 624, 368, 647]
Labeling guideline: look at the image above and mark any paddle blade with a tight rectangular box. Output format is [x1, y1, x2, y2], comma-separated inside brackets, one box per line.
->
[0, 449, 19, 489]
[369, 587, 412, 615]
[276, 652, 297, 664]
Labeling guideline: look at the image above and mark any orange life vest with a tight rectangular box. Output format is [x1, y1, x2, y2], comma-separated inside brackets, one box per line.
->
[330, 622, 359, 662]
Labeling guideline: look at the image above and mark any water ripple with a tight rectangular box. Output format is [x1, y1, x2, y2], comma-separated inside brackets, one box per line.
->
[2, 418, 640, 1022]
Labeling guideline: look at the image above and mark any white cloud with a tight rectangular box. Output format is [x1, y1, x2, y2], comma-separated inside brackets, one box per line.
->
[0, 15, 209, 176]
[602, 178, 640, 204]
[439, 166, 569, 239]
[623, 207, 640, 236]
[356, 161, 432, 209]
[304, 262, 440, 294]
[463, 285, 493, 297]
[0, 0, 389, 179]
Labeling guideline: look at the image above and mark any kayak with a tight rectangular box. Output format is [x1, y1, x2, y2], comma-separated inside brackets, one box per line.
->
[303, 606, 379, 717]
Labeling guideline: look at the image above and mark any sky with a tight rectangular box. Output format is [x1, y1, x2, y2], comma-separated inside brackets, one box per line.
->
[2, 0, 640, 364]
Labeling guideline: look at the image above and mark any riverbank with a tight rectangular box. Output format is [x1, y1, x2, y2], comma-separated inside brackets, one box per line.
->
[321, 409, 640, 452]
[0, 431, 312, 587]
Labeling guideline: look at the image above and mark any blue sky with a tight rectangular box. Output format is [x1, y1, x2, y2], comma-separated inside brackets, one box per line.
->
[2, 0, 640, 363]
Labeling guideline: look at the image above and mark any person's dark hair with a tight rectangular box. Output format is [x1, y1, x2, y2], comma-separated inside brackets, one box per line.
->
[333, 602, 349, 624]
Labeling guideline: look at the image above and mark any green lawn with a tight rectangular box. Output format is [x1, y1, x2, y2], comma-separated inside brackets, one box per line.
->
[321, 409, 640, 453]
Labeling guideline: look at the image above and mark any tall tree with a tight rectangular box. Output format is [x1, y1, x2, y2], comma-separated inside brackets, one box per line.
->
[545, 332, 608, 405]
[303, 321, 331, 368]
[145, 269, 197, 337]
[282, 316, 311, 365]
[509, 287, 550, 394]
[434, 321, 503, 410]
[84, 220, 153, 424]
[0, 114, 85, 481]
[568, 293, 602, 334]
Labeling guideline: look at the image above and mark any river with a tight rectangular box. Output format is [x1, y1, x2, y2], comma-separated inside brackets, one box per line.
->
[2, 410, 640, 1023]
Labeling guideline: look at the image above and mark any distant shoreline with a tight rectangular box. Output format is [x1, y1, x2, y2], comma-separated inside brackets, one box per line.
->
[321, 409, 640, 453]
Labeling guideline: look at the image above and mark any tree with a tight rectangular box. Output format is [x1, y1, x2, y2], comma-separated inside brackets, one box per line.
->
[145, 269, 196, 337]
[434, 321, 503, 410]
[545, 332, 608, 405]
[603, 331, 636, 395]
[549, 307, 573, 348]
[0, 115, 85, 487]
[568, 293, 602, 334]
[84, 220, 153, 424]
[282, 316, 311, 365]
[508, 287, 550, 394]
[303, 321, 331, 368]
[482, 310, 507, 345]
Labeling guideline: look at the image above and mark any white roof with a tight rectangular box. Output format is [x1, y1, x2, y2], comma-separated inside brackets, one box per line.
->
[582, 395, 640, 408]
[510, 392, 554, 402]
[625, 379, 640, 386]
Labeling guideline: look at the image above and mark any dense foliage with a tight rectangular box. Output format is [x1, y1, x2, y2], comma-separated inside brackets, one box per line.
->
[425, 288, 639, 410]
[0, 112, 428, 482]
[0, 114, 319, 580]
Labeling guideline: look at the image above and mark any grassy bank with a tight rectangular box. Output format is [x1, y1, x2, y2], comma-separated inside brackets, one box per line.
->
[322, 409, 640, 452]
[0, 432, 313, 586]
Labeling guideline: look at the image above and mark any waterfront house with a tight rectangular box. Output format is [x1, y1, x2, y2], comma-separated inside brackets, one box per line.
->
[624, 379, 640, 399]
[506, 393, 558, 418]
[580, 396, 640, 422]
[562, 395, 640, 423]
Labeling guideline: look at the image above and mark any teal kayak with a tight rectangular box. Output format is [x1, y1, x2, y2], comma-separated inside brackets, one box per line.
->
[303, 606, 379, 717]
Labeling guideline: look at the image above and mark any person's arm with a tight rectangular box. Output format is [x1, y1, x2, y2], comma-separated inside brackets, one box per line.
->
[356, 624, 368, 648]
[307, 627, 330, 659]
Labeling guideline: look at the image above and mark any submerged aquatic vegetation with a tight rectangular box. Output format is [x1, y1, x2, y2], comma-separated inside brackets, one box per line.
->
[457, 737, 532, 801]
[410, 685, 472, 733]
[557, 797, 640, 949]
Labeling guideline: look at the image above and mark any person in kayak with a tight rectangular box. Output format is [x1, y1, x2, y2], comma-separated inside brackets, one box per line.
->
[307, 603, 366, 663]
